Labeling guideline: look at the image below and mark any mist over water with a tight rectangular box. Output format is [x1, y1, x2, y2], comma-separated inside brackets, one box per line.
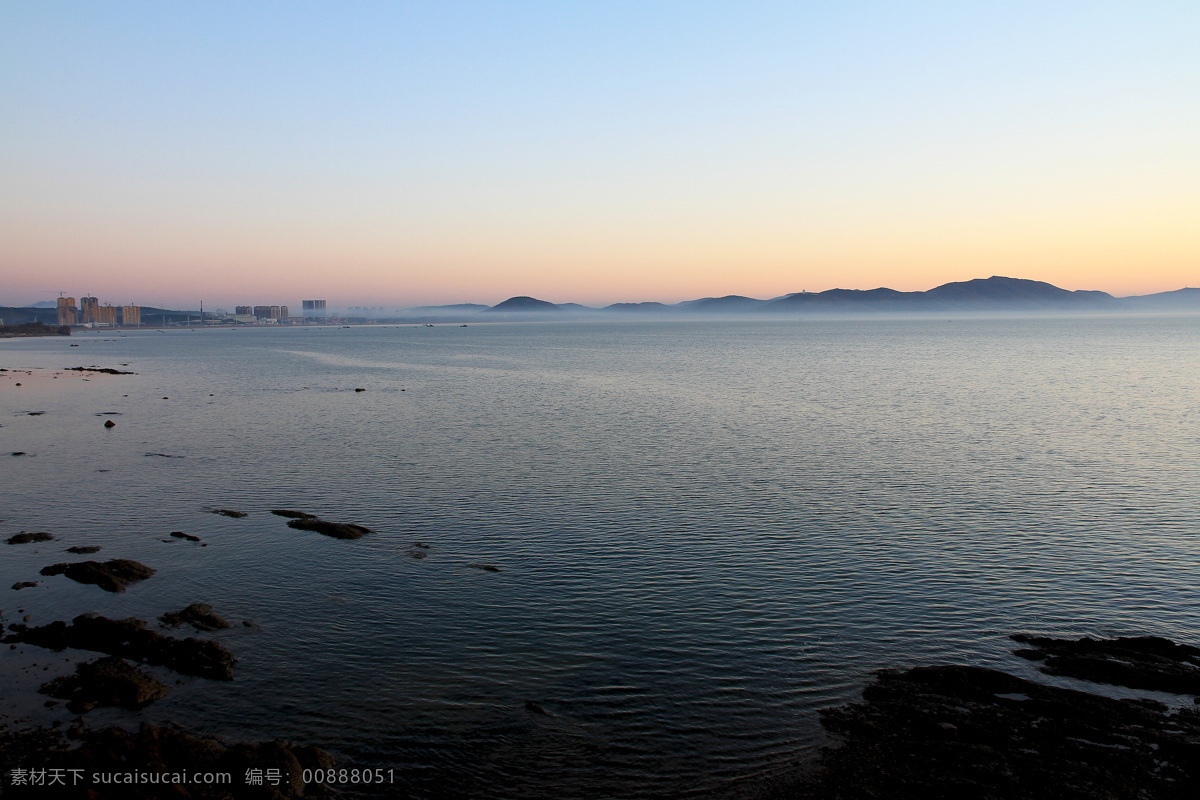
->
[2, 316, 1198, 798]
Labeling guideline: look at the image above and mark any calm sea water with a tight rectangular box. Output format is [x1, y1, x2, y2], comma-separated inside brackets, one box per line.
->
[2, 316, 1198, 798]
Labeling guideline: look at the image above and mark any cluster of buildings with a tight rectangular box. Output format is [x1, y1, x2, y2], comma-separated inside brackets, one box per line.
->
[224, 300, 326, 324]
[230, 304, 289, 323]
[51, 295, 330, 328]
[57, 296, 140, 327]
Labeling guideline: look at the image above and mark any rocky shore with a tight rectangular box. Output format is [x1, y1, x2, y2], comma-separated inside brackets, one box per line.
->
[782, 635, 1200, 799]
[0, 502, 376, 798]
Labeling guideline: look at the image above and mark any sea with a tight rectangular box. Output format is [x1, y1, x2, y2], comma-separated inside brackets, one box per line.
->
[2, 315, 1198, 798]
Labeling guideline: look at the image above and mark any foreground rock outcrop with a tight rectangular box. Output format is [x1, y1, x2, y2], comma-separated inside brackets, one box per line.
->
[159, 602, 231, 632]
[1012, 633, 1200, 695]
[39, 656, 170, 713]
[793, 639, 1200, 800]
[39, 559, 154, 592]
[5, 614, 235, 680]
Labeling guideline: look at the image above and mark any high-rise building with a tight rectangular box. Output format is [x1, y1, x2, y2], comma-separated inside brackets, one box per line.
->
[121, 305, 141, 326]
[95, 304, 117, 326]
[302, 300, 327, 318]
[57, 297, 78, 325]
[252, 305, 271, 319]
[280, 305, 289, 320]
[235, 305, 252, 316]
[80, 296, 99, 324]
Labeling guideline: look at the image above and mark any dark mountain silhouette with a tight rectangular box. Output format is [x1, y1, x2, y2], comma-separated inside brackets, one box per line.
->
[764, 287, 918, 312]
[486, 296, 562, 312]
[1120, 287, 1200, 311]
[921, 276, 1115, 307]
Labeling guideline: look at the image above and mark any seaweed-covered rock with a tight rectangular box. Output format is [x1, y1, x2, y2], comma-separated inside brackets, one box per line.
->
[7, 531, 54, 545]
[65, 545, 101, 554]
[11, 581, 38, 591]
[159, 603, 230, 632]
[286, 517, 370, 539]
[39, 559, 154, 592]
[5, 613, 235, 680]
[39, 656, 170, 713]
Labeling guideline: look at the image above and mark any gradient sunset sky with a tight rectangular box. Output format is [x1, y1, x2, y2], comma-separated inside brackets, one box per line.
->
[2, 2, 1197, 308]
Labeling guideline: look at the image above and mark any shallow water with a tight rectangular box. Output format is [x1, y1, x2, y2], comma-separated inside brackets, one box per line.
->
[2, 316, 1198, 798]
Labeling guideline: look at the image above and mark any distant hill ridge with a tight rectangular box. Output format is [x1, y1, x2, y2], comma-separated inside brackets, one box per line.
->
[471, 276, 1191, 315]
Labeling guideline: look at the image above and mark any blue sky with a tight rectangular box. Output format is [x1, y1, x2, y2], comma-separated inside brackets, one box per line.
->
[2, 2, 1197, 306]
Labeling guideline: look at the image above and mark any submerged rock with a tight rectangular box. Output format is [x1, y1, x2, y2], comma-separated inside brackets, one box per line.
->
[7, 531, 54, 545]
[66, 545, 101, 554]
[40, 559, 154, 592]
[468, 563, 501, 572]
[159, 603, 231, 632]
[207, 508, 247, 518]
[11, 581, 38, 591]
[39, 656, 170, 713]
[5, 613, 236, 680]
[798, 661, 1200, 799]
[271, 509, 317, 519]
[1012, 633, 1200, 695]
[286, 517, 370, 539]
[64, 366, 136, 375]
[169, 531, 202, 542]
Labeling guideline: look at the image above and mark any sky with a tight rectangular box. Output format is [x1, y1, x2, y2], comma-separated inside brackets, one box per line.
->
[2, 1, 1197, 309]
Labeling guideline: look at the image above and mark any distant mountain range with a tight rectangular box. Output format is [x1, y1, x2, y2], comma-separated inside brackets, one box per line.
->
[5, 278, 1198, 325]
[433, 276, 1200, 318]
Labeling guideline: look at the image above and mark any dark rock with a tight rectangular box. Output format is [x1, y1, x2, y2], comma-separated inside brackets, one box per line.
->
[39, 559, 155, 592]
[66, 545, 101, 554]
[170, 531, 202, 542]
[159, 603, 230, 632]
[103, 419, 116, 428]
[1011, 633, 1200, 695]
[4, 613, 236, 680]
[208, 508, 247, 518]
[412, 542, 431, 549]
[524, 700, 548, 715]
[795, 663, 1200, 799]
[11, 582, 38, 590]
[11, 451, 26, 456]
[468, 563, 501, 572]
[271, 509, 317, 519]
[7, 531, 54, 544]
[286, 517, 370, 539]
[63, 366, 136, 375]
[39, 656, 170, 713]
[354, 387, 365, 392]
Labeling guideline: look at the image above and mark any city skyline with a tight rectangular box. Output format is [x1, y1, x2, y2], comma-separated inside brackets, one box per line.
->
[2, 3, 1197, 307]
